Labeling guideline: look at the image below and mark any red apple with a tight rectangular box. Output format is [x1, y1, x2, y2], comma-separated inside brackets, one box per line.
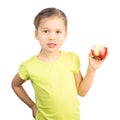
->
[91, 45, 108, 60]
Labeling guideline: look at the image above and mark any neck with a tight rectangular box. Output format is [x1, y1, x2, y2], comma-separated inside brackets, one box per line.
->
[38, 50, 61, 62]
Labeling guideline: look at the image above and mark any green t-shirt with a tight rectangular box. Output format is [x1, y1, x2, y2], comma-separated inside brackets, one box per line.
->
[18, 51, 81, 120]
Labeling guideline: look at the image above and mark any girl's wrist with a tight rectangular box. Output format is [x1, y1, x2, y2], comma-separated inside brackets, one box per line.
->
[30, 103, 36, 109]
[87, 66, 96, 73]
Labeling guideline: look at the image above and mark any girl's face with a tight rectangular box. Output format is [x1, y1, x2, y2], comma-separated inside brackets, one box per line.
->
[35, 16, 67, 53]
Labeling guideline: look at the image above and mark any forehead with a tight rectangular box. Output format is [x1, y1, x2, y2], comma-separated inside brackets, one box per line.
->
[39, 16, 66, 29]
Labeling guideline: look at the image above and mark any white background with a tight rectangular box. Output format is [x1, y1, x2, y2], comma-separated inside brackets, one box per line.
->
[0, 0, 120, 120]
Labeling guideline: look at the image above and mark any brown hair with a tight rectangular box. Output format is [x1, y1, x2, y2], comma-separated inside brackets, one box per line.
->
[34, 7, 68, 30]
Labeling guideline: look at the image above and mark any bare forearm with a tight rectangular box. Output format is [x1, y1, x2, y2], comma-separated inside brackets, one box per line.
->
[12, 85, 35, 109]
[78, 68, 96, 96]
[77, 52, 106, 96]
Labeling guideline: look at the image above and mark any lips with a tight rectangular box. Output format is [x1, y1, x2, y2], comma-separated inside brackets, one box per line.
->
[47, 43, 57, 48]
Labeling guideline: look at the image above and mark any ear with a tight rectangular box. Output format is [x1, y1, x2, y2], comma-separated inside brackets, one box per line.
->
[34, 30, 39, 40]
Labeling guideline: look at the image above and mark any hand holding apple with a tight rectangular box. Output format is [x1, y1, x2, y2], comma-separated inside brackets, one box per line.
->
[91, 45, 108, 60]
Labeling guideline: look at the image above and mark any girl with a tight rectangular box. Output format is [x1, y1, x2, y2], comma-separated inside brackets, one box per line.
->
[11, 7, 106, 120]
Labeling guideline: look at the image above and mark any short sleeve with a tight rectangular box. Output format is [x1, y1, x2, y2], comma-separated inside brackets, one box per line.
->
[18, 62, 29, 80]
[73, 53, 81, 74]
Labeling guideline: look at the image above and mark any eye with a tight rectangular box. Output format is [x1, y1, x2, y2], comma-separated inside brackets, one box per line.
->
[56, 30, 62, 34]
[42, 29, 49, 33]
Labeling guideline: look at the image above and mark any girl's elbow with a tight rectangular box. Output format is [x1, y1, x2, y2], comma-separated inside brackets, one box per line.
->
[78, 92, 86, 97]
[77, 89, 88, 97]
[11, 81, 16, 90]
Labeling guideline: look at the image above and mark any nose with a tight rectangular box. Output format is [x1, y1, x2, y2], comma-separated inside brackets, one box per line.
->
[49, 32, 56, 40]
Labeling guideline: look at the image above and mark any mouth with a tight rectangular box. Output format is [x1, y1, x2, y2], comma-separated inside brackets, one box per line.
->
[47, 43, 57, 48]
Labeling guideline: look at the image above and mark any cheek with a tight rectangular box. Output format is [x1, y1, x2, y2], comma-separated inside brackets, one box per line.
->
[38, 34, 48, 41]
[58, 40, 65, 48]
[59, 38, 66, 44]
[60, 35, 66, 42]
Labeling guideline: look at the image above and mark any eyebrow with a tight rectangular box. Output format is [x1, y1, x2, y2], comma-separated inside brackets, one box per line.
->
[41, 28, 65, 31]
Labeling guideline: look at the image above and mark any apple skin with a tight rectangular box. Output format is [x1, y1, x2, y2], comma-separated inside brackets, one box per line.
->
[91, 45, 108, 60]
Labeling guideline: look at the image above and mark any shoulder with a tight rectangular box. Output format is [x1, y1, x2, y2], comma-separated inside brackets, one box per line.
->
[61, 51, 79, 60]
[61, 51, 81, 73]
[18, 56, 36, 80]
[20, 55, 37, 66]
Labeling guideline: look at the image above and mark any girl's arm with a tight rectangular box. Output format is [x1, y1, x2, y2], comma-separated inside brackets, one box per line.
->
[75, 52, 105, 96]
[11, 73, 37, 118]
